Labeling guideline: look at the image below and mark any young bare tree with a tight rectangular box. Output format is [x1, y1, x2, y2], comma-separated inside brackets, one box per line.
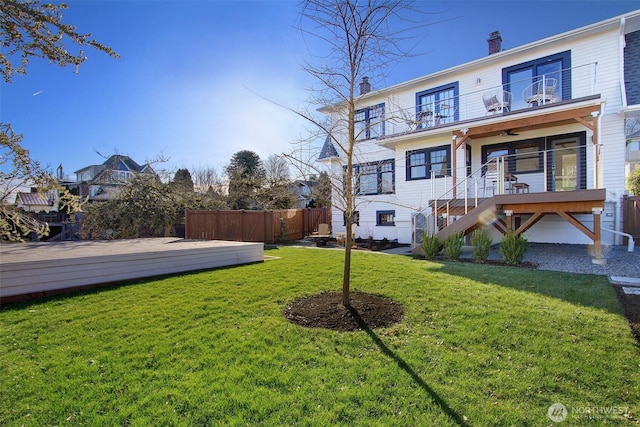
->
[290, 0, 422, 306]
[191, 165, 227, 199]
[1, 1, 118, 241]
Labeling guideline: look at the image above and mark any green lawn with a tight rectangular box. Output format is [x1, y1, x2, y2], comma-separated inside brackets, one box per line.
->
[1, 246, 638, 426]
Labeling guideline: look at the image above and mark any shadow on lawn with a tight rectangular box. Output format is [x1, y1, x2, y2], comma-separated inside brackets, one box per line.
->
[426, 261, 621, 315]
[348, 306, 469, 427]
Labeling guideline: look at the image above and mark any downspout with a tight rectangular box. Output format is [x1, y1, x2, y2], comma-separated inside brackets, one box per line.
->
[618, 16, 627, 109]
[614, 194, 621, 245]
[594, 102, 604, 189]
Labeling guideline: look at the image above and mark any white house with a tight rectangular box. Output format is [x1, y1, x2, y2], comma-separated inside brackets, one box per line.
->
[73, 155, 156, 201]
[319, 10, 640, 252]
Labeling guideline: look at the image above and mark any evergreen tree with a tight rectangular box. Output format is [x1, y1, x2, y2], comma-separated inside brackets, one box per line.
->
[225, 150, 265, 210]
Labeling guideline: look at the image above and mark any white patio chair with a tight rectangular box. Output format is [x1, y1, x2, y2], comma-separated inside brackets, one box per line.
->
[523, 78, 557, 106]
[482, 90, 512, 114]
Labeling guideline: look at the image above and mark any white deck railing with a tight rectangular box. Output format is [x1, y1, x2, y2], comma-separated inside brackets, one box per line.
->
[420, 143, 601, 236]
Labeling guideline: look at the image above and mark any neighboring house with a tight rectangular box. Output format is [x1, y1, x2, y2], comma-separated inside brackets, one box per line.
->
[15, 189, 57, 213]
[289, 180, 317, 208]
[319, 10, 640, 250]
[74, 155, 156, 201]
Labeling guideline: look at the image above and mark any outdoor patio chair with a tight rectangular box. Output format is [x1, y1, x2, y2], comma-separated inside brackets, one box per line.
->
[482, 89, 512, 114]
[313, 223, 330, 236]
[523, 78, 557, 106]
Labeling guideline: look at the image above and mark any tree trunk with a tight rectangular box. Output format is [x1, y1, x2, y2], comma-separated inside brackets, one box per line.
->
[342, 222, 352, 306]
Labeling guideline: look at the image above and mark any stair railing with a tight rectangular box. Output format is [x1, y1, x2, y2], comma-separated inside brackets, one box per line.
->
[426, 158, 505, 236]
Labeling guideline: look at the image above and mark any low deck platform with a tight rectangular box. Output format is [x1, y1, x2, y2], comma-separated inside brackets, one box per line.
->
[0, 238, 264, 303]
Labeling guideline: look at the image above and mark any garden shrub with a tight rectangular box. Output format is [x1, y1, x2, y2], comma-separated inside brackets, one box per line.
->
[470, 227, 492, 262]
[421, 231, 440, 259]
[626, 168, 640, 195]
[443, 231, 464, 260]
[499, 230, 528, 265]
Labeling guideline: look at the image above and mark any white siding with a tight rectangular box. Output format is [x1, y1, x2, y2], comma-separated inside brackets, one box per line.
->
[323, 13, 635, 245]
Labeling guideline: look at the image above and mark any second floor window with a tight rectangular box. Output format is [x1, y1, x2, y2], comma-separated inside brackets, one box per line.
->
[406, 146, 450, 180]
[416, 83, 459, 127]
[503, 51, 571, 110]
[355, 103, 384, 140]
[355, 159, 395, 195]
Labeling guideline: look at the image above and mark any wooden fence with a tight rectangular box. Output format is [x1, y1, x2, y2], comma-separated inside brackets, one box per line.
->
[622, 195, 640, 244]
[185, 208, 331, 243]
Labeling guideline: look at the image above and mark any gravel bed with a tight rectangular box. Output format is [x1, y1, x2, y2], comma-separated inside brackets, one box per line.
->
[290, 239, 640, 279]
[462, 243, 640, 278]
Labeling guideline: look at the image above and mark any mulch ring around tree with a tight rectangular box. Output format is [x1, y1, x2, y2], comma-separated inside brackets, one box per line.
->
[283, 292, 404, 332]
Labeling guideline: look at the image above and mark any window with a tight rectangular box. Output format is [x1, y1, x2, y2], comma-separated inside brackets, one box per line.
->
[514, 142, 541, 172]
[466, 144, 472, 177]
[416, 83, 459, 127]
[343, 211, 360, 226]
[482, 139, 544, 175]
[355, 160, 394, 195]
[111, 170, 133, 182]
[503, 51, 571, 110]
[406, 146, 451, 180]
[376, 210, 395, 226]
[355, 103, 385, 140]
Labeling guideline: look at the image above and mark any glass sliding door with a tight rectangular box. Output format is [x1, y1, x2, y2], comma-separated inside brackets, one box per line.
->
[503, 51, 571, 111]
[547, 132, 586, 192]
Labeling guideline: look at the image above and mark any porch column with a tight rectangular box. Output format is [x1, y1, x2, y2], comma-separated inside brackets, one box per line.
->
[451, 135, 457, 198]
[452, 133, 469, 200]
[592, 207, 603, 260]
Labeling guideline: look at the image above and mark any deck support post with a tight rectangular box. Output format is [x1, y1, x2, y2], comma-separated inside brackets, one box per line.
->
[592, 207, 603, 260]
[504, 210, 513, 231]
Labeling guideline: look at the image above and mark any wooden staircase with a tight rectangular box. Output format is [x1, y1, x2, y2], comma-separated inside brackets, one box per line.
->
[434, 197, 497, 241]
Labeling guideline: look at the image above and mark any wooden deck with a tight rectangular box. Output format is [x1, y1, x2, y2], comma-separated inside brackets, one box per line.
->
[0, 238, 264, 303]
[415, 189, 607, 256]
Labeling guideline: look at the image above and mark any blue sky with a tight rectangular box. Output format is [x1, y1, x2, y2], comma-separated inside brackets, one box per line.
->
[2, 1, 638, 180]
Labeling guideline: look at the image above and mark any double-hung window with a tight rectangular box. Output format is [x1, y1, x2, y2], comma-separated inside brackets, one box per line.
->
[415, 83, 459, 127]
[355, 159, 394, 195]
[355, 103, 385, 140]
[503, 51, 571, 110]
[406, 146, 451, 180]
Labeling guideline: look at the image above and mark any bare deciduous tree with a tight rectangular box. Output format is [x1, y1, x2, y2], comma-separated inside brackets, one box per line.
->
[286, 0, 424, 306]
[191, 165, 227, 199]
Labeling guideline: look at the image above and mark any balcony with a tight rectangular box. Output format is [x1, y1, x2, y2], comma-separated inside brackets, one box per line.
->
[374, 63, 600, 142]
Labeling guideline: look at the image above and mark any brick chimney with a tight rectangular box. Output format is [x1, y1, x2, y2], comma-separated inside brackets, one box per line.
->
[359, 76, 371, 95]
[488, 31, 502, 55]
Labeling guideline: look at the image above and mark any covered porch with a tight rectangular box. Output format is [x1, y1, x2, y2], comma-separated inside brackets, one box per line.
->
[409, 97, 609, 256]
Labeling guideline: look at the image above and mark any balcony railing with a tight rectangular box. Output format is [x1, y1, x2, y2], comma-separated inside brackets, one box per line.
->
[376, 63, 598, 140]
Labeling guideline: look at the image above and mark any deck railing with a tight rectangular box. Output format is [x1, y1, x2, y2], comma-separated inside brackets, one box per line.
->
[379, 63, 598, 140]
[417, 143, 601, 238]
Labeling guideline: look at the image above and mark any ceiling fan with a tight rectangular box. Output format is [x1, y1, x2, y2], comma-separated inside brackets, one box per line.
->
[500, 129, 519, 136]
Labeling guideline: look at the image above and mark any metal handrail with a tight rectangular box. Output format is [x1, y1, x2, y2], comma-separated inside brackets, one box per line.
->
[380, 63, 597, 140]
[424, 143, 598, 236]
